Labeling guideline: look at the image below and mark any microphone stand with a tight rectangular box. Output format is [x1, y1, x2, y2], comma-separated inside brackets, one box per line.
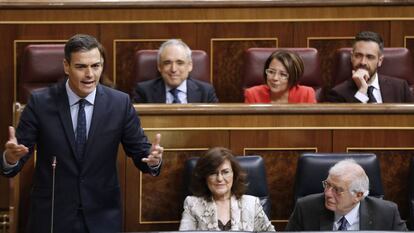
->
[51, 156, 57, 233]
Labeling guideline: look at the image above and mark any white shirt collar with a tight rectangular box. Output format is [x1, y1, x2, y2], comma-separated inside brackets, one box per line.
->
[65, 80, 96, 106]
[166, 79, 187, 94]
[368, 73, 380, 90]
[335, 202, 360, 226]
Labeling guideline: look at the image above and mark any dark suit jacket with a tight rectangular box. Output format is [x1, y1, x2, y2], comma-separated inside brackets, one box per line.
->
[285, 193, 407, 231]
[0, 80, 159, 233]
[133, 77, 218, 103]
[326, 74, 413, 103]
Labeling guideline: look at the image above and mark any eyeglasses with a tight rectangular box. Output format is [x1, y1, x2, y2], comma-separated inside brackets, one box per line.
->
[322, 180, 346, 196]
[265, 68, 289, 81]
[208, 169, 233, 180]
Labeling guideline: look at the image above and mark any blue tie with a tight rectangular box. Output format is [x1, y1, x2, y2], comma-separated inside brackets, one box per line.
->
[76, 99, 87, 159]
[338, 216, 348, 231]
[367, 86, 377, 103]
[170, 88, 181, 104]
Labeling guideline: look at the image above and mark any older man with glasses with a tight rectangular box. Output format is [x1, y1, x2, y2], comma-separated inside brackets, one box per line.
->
[286, 159, 407, 231]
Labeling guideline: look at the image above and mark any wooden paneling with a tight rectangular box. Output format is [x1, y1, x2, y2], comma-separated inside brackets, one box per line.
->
[3, 2, 414, 231]
[0, 178, 8, 209]
[211, 38, 278, 102]
[230, 129, 331, 229]
[114, 40, 165, 95]
[8, 104, 414, 232]
[3, 6, 414, 21]
[0, 24, 18, 212]
[296, 21, 390, 89]
[125, 130, 229, 231]
[126, 104, 414, 231]
[10, 20, 411, 106]
[406, 37, 414, 65]
[333, 130, 414, 221]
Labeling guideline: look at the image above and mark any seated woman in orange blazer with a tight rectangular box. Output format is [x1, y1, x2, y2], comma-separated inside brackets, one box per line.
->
[244, 50, 316, 103]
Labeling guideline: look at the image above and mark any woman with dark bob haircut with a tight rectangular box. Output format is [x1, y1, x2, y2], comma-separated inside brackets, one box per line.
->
[179, 147, 275, 231]
[244, 50, 316, 103]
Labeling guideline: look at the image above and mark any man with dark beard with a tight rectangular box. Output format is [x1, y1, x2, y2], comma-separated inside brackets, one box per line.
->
[326, 31, 413, 103]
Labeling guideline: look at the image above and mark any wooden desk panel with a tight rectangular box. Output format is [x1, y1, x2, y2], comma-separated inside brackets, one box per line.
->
[333, 129, 414, 220]
[8, 104, 414, 232]
[124, 104, 414, 231]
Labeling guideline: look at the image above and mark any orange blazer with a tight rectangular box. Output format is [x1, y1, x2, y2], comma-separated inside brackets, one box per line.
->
[244, 84, 316, 103]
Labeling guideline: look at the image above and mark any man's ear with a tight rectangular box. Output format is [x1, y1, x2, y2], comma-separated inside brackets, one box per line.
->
[157, 64, 161, 73]
[188, 61, 193, 73]
[353, 191, 364, 203]
[63, 59, 69, 75]
[378, 54, 384, 67]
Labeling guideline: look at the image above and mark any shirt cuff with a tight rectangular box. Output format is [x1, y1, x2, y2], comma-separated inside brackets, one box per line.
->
[149, 159, 162, 176]
[150, 159, 161, 169]
[354, 91, 369, 103]
[2, 151, 19, 173]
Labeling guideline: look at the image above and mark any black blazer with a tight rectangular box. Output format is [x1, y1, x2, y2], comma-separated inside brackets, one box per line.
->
[285, 193, 407, 231]
[133, 77, 218, 103]
[0, 80, 159, 233]
[326, 74, 413, 103]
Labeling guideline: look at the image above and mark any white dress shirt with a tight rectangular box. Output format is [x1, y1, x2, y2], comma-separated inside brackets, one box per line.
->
[166, 80, 187, 104]
[334, 202, 360, 231]
[354, 73, 383, 103]
[66, 80, 96, 138]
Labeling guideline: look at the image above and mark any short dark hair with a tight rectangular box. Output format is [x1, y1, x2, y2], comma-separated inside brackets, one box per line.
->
[64, 34, 105, 64]
[190, 147, 247, 201]
[263, 50, 304, 88]
[354, 31, 384, 54]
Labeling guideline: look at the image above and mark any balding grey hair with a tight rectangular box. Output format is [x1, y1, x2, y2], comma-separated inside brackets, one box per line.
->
[157, 39, 192, 65]
[329, 159, 369, 198]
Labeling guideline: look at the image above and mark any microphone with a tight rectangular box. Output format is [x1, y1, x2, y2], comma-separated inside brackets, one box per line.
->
[51, 156, 57, 233]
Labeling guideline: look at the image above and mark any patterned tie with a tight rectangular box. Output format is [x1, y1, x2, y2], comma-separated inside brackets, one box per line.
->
[338, 216, 348, 231]
[169, 88, 181, 104]
[76, 99, 87, 159]
[367, 86, 377, 103]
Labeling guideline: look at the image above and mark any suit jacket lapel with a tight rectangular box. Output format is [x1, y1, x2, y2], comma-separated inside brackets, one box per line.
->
[152, 78, 167, 103]
[320, 207, 334, 230]
[56, 81, 78, 160]
[378, 75, 393, 103]
[187, 78, 201, 103]
[83, 84, 106, 163]
[198, 198, 219, 230]
[230, 195, 241, 231]
[359, 199, 372, 230]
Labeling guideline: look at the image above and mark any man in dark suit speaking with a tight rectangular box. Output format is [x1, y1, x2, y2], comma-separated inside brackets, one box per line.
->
[326, 31, 413, 103]
[133, 39, 218, 103]
[286, 159, 407, 231]
[1, 34, 163, 233]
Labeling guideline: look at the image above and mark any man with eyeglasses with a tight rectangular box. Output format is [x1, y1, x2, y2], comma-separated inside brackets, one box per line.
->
[286, 159, 407, 231]
[326, 31, 413, 103]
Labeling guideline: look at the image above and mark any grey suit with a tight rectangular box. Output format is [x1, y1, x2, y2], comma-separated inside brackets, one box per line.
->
[285, 193, 407, 231]
[326, 74, 413, 103]
[133, 77, 218, 103]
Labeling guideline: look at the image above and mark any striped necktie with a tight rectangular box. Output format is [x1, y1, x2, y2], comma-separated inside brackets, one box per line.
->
[169, 88, 181, 104]
[338, 216, 348, 231]
[367, 86, 377, 103]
